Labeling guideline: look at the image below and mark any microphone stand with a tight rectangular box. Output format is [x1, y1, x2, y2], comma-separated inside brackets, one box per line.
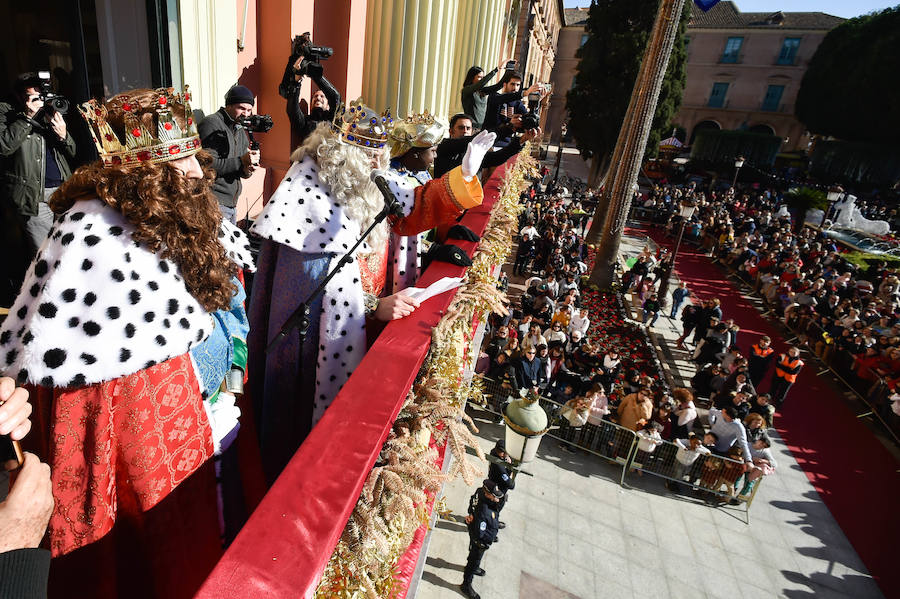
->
[266, 206, 392, 353]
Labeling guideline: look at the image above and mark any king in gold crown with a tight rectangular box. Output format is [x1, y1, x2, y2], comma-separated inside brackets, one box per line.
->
[389, 110, 446, 159]
[78, 86, 202, 168]
[332, 97, 392, 151]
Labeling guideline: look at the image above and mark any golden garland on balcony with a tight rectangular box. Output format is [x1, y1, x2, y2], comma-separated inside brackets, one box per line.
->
[314, 148, 538, 598]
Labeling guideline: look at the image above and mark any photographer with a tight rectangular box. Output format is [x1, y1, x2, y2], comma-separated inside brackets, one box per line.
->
[198, 85, 260, 223]
[481, 71, 544, 146]
[0, 73, 76, 251]
[279, 34, 340, 147]
[434, 113, 541, 178]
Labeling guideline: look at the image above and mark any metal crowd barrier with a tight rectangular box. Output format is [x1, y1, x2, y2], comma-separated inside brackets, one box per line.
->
[479, 376, 761, 519]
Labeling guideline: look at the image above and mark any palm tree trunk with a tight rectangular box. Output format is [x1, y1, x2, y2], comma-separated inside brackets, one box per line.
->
[589, 0, 687, 289]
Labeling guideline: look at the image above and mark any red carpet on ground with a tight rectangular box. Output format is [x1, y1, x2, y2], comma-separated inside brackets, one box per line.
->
[631, 225, 900, 595]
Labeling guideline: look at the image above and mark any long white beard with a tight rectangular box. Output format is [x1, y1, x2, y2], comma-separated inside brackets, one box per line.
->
[292, 124, 389, 252]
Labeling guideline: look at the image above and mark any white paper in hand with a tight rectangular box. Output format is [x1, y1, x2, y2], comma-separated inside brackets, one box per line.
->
[402, 276, 465, 303]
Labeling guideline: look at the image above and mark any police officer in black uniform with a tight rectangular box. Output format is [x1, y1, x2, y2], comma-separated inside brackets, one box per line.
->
[461, 479, 502, 599]
[487, 440, 515, 527]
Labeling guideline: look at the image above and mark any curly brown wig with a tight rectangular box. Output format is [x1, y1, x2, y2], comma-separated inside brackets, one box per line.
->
[50, 150, 236, 313]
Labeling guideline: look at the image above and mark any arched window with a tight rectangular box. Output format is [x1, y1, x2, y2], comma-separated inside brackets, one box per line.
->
[689, 120, 721, 144]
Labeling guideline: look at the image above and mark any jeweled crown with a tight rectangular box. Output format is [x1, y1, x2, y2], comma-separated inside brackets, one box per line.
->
[78, 86, 201, 168]
[332, 97, 392, 150]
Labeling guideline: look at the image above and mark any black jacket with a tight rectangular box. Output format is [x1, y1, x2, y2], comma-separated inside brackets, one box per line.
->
[466, 489, 500, 546]
[434, 133, 521, 179]
[0, 548, 50, 599]
[488, 451, 516, 494]
[198, 108, 250, 208]
[285, 72, 340, 147]
[0, 101, 76, 216]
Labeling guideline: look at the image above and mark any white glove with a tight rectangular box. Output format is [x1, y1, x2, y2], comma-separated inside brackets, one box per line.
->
[461, 130, 497, 181]
[203, 391, 242, 454]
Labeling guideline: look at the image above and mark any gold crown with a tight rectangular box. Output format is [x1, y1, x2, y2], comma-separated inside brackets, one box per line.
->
[389, 110, 446, 158]
[78, 86, 201, 167]
[332, 97, 392, 150]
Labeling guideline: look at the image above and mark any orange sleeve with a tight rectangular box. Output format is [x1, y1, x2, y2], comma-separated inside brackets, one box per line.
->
[389, 166, 483, 236]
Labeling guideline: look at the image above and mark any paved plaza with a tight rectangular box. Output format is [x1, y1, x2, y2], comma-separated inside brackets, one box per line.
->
[417, 233, 884, 599]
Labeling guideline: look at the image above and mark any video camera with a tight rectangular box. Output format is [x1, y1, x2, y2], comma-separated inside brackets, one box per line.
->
[279, 32, 333, 99]
[237, 114, 273, 151]
[291, 32, 333, 63]
[239, 114, 273, 133]
[521, 82, 550, 130]
[35, 70, 69, 116]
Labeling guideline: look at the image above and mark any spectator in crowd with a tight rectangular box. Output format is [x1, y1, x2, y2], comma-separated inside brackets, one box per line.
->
[513, 346, 545, 393]
[675, 304, 700, 349]
[707, 405, 752, 464]
[617, 387, 654, 432]
[642, 292, 661, 327]
[198, 84, 259, 223]
[670, 282, 690, 318]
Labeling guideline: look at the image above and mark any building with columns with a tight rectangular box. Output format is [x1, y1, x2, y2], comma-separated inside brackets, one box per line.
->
[544, 6, 588, 141]
[673, 1, 843, 152]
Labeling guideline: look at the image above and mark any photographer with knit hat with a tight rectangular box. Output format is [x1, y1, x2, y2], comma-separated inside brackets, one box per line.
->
[199, 84, 260, 223]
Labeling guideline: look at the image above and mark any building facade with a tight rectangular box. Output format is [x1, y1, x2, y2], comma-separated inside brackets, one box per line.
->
[544, 6, 587, 141]
[674, 1, 843, 152]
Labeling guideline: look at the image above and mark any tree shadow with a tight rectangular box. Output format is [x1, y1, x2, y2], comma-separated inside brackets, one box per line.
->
[435, 519, 469, 534]
[772, 490, 882, 598]
[425, 556, 465, 573]
[421, 570, 463, 594]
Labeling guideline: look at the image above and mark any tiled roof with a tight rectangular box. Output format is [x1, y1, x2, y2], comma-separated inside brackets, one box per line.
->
[689, 1, 844, 30]
[564, 7, 589, 27]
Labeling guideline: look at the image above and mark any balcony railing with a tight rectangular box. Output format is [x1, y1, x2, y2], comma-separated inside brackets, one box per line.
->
[196, 159, 516, 599]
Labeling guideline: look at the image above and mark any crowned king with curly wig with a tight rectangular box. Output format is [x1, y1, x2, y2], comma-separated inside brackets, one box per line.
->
[52, 88, 235, 312]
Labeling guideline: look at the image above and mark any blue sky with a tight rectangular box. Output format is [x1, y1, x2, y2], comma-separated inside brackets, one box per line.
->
[562, 0, 896, 19]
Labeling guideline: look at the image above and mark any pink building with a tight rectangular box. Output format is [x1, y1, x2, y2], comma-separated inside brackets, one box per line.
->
[675, 1, 843, 152]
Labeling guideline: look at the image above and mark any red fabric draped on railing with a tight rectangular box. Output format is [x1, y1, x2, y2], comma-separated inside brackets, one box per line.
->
[197, 160, 513, 598]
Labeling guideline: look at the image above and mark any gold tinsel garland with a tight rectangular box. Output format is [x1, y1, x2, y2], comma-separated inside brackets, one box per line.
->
[314, 150, 539, 598]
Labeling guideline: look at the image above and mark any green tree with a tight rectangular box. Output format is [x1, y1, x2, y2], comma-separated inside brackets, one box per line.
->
[796, 7, 900, 143]
[783, 187, 828, 231]
[566, 0, 689, 187]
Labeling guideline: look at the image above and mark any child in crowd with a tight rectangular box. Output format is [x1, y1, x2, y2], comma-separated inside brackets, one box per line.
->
[670, 433, 711, 492]
[633, 421, 663, 469]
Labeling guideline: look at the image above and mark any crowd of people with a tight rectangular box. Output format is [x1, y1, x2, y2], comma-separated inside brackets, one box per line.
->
[636, 182, 900, 430]
[476, 182, 778, 513]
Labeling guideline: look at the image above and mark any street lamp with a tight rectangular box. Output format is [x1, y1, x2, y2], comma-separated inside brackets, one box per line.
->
[732, 156, 745, 188]
[657, 198, 697, 310]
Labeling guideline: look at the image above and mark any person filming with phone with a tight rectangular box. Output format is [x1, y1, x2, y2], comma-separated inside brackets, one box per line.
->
[0, 376, 53, 599]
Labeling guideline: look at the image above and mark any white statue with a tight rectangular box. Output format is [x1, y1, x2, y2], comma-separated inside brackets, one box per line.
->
[832, 194, 890, 235]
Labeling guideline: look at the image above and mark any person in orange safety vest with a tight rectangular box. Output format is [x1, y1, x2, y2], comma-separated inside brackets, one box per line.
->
[748, 335, 775, 387]
[770, 346, 803, 406]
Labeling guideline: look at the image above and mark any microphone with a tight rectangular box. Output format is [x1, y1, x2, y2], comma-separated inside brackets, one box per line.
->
[370, 170, 405, 218]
